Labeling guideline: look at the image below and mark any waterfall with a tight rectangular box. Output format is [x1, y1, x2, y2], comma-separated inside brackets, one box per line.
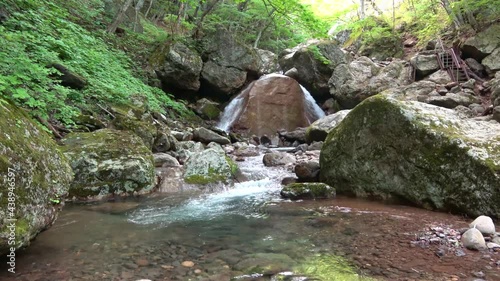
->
[301, 85, 326, 123]
[216, 94, 246, 132]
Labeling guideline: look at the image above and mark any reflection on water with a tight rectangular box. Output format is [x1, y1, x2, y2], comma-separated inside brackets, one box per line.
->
[0, 155, 485, 281]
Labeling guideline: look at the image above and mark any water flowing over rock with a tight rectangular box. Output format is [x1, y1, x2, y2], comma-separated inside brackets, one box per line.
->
[0, 98, 73, 255]
[62, 129, 155, 200]
[217, 74, 325, 136]
[183, 146, 237, 185]
[329, 57, 409, 109]
[279, 40, 351, 99]
[320, 95, 500, 217]
[151, 42, 203, 93]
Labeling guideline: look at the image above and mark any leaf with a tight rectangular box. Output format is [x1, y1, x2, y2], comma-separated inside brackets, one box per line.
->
[12, 88, 30, 99]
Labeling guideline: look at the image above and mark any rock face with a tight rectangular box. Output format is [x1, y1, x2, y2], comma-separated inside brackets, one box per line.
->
[483, 47, 500, 73]
[280, 183, 335, 200]
[462, 24, 500, 61]
[0, 98, 73, 254]
[62, 129, 155, 200]
[320, 95, 500, 217]
[329, 57, 408, 109]
[280, 41, 350, 99]
[152, 42, 203, 92]
[201, 61, 247, 96]
[229, 75, 315, 136]
[256, 49, 279, 76]
[183, 147, 237, 185]
[305, 110, 350, 143]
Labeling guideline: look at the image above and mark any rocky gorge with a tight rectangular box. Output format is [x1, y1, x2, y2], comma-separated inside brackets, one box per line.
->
[1, 10, 500, 281]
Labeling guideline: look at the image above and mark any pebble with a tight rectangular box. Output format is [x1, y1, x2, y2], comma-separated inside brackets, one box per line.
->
[181, 261, 195, 267]
[487, 242, 500, 249]
[194, 269, 202, 274]
[161, 265, 174, 270]
[472, 271, 485, 278]
[136, 258, 149, 267]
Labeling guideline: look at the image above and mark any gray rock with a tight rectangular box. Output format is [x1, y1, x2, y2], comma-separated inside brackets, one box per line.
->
[454, 105, 475, 118]
[483, 47, 500, 73]
[488, 72, 500, 106]
[152, 42, 203, 92]
[462, 228, 487, 250]
[320, 95, 500, 217]
[0, 98, 73, 255]
[183, 148, 237, 185]
[193, 127, 230, 145]
[194, 98, 220, 120]
[279, 127, 307, 144]
[410, 54, 439, 78]
[62, 129, 155, 200]
[256, 48, 279, 76]
[465, 58, 485, 73]
[305, 110, 350, 143]
[156, 166, 185, 192]
[294, 161, 320, 182]
[425, 92, 480, 109]
[470, 215, 496, 235]
[330, 57, 409, 108]
[487, 242, 500, 249]
[153, 153, 180, 167]
[201, 61, 247, 96]
[426, 69, 452, 84]
[462, 24, 500, 60]
[308, 141, 323, 151]
[263, 151, 296, 167]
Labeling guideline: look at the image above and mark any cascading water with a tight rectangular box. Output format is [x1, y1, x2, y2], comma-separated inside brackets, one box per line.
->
[301, 85, 326, 122]
[216, 94, 246, 132]
[127, 154, 293, 227]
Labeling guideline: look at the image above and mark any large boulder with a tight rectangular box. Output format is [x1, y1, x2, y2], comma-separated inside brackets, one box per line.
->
[194, 98, 221, 120]
[462, 24, 500, 61]
[329, 57, 408, 109]
[62, 129, 155, 200]
[183, 147, 238, 185]
[320, 95, 500, 217]
[280, 41, 350, 99]
[0, 98, 73, 254]
[409, 54, 440, 79]
[482, 47, 500, 73]
[151, 42, 203, 92]
[229, 75, 317, 136]
[256, 49, 279, 76]
[305, 110, 350, 143]
[110, 114, 157, 149]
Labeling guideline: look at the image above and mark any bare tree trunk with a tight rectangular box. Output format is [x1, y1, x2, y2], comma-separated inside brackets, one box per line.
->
[253, 9, 275, 49]
[107, 0, 134, 33]
[134, 0, 145, 32]
[440, 0, 464, 29]
[360, 0, 365, 19]
[145, 0, 154, 19]
[175, 2, 185, 34]
[192, 0, 221, 39]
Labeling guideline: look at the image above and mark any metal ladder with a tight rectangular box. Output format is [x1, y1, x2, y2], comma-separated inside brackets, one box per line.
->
[436, 48, 470, 83]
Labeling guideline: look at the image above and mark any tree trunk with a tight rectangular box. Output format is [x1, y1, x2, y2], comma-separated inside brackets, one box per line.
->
[192, 0, 221, 39]
[440, 0, 464, 29]
[107, 0, 134, 33]
[145, 0, 154, 19]
[133, 0, 145, 32]
[175, 2, 185, 34]
[360, 0, 365, 19]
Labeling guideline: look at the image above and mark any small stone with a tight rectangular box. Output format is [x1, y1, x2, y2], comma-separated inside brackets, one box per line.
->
[455, 249, 466, 257]
[194, 269, 202, 274]
[487, 242, 500, 249]
[461, 228, 487, 250]
[181, 261, 195, 268]
[161, 265, 174, 270]
[136, 258, 149, 267]
[469, 215, 496, 235]
[472, 271, 485, 278]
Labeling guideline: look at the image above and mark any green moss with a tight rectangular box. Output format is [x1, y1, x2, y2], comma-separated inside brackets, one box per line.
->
[296, 254, 377, 281]
[225, 155, 239, 177]
[184, 174, 226, 185]
[281, 183, 335, 200]
[308, 45, 330, 65]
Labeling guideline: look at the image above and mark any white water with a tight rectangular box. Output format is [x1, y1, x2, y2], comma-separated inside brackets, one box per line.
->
[216, 73, 325, 132]
[128, 154, 293, 227]
[216, 94, 245, 132]
[301, 85, 326, 123]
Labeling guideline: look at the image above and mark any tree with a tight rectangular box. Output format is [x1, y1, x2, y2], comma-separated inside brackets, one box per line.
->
[107, 0, 134, 33]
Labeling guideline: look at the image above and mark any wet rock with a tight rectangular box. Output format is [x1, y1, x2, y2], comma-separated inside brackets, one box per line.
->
[470, 216, 496, 235]
[153, 153, 180, 167]
[279, 127, 307, 144]
[193, 127, 230, 145]
[280, 183, 335, 200]
[263, 151, 296, 167]
[294, 161, 320, 182]
[183, 147, 238, 185]
[0, 98, 73, 255]
[281, 177, 298, 185]
[181, 261, 195, 267]
[233, 144, 259, 157]
[320, 95, 500, 217]
[62, 129, 155, 200]
[305, 110, 350, 143]
[234, 253, 296, 275]
[462, 228, 487, 250]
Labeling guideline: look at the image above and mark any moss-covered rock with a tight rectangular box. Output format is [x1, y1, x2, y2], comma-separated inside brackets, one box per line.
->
[61, 129, 155, 200]
[320, 95, 500, 217]
[110, 115, 157, 149]
[0, 98, 73, 255]
[183, 147, 238, 185]
[280, 183, 335, 200]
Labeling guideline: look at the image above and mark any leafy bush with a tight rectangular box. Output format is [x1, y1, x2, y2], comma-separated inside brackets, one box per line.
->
[0, 0, 191, 126]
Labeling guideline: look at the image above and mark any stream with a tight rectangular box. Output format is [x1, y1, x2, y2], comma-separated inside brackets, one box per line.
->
[1, 154, 498, 281]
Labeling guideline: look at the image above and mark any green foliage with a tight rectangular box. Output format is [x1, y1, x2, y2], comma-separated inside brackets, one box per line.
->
[0, 0, 191, 126]
[308, 45, 330, 65]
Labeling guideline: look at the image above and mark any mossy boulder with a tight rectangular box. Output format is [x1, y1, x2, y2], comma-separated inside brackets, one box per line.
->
[110, 115, 157, 149]
[194, 98, 221, 120]
[183, 147, 238, 185]
[0, 98, 73, 255]
[61, 129, 155, 200]
[280, 183, 335, 200]
[320, 95, 500, 217]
